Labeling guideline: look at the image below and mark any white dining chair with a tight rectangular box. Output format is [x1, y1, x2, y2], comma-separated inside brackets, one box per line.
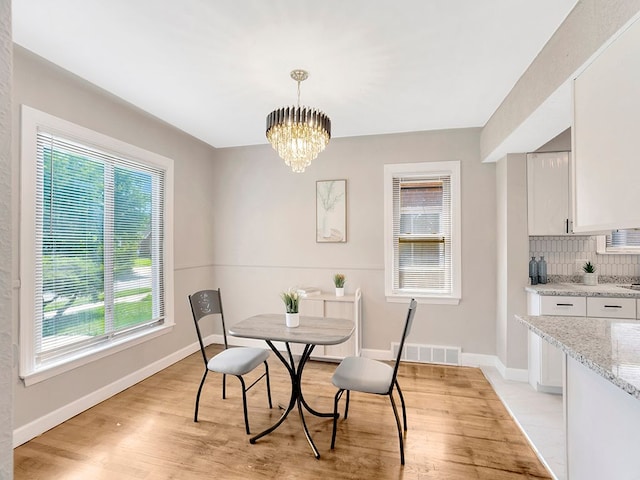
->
[330, 298, 417, 464]
[189, 289, 272, 434]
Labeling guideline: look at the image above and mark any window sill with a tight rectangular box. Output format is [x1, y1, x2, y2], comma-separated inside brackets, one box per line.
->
[20, 322, 174, 387]
[386, 295, 460, 306]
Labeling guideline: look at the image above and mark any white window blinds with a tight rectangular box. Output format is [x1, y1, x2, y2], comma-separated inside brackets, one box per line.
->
[384, 160, 460, 303]
[34, 131, 165, 365]
[392, 175, 452, 294]
[606, 229, 640, 251]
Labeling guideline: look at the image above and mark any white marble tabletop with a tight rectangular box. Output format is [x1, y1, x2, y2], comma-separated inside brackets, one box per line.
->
[516, 314, 640, 399]
[229, 314, 354, 345]
[525, 282, 640, 298]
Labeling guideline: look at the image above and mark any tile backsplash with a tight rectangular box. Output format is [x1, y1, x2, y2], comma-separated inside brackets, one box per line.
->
[529, 235, 640, 283]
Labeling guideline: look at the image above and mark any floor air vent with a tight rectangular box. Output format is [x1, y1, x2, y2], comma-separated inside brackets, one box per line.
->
[392, 342, 461, 366]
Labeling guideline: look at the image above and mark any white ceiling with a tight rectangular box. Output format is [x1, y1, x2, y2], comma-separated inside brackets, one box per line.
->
[12, 0, 578, 149]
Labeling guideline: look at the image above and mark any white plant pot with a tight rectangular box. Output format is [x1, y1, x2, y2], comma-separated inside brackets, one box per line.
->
[583, 273, 598, 285]
[285, 313, 299, 328]
[335, 287, 344, 297]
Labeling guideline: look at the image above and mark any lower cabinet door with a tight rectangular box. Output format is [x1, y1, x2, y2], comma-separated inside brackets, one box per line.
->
[528, 332, 563, 394]
[540, 340, 563, 391]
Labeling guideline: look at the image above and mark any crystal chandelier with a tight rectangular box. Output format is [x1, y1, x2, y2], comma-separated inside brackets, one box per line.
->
[266, 69, 331, 173]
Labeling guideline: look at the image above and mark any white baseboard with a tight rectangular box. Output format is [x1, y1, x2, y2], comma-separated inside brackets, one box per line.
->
[460, 352, 497, 368]
[460, 352, 528, 382]
[360, 348, 393, 360]
[362, 349, 526, 377]
[494, 357, 529, 382]
[13, 341, 203, 447]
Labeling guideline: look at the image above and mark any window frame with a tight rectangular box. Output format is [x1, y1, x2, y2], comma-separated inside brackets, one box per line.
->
[596, 230, 640, 255]
[20, 105, 175, 386]
[383, 161, 461, 304]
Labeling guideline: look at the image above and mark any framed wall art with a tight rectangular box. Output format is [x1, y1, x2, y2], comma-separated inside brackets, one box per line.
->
[316, 179, 347, 243]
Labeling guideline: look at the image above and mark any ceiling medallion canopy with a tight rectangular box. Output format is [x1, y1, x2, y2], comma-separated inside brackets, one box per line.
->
[266, 69, 331, 173]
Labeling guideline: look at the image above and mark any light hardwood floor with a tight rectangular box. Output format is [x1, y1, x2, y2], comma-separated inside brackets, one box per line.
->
[14, 346, 551, 479]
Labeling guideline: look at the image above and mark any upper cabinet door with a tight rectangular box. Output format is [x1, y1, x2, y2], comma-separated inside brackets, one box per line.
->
[572, 16, 640, 233]
[527, 152, 571, 235]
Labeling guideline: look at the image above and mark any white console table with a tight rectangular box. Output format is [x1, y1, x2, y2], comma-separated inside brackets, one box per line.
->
[299, 288, 361, 361]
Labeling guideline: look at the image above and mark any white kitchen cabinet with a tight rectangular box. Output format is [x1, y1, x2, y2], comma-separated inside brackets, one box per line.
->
[587, 297, 636, 319]
[527, 293, 582, 393]
[528, 333, 564, 394]
[299, 288, 361, 361]
[539, 295, 586, 316]
[528, 292, 638, 394]
[572, 16, 640, 232]
[527, 151, 572, 235]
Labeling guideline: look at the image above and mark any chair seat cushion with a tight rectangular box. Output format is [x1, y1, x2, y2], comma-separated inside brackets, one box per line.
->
[332, 356, 394, 394]
[207, 347, 270, 376]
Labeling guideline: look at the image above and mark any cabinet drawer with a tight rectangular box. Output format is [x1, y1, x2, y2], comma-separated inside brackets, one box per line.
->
[587, 297, 636, 319]
[540, 296, 586, 316]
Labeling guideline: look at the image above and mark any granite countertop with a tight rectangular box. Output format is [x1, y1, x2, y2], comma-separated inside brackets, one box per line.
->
[525, 282, 640, 298]
[516, 314, 640, 399]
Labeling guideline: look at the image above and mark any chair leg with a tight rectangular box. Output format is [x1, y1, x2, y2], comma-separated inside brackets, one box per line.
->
[222, 373, 227, 399]
[344, 390, 350, 419]
[389, 392, 405, 465]
[194, 369, 208, 422]
[237, 375, 251, 434]
[331, 389, 344, 449]
[395, 379, 407, 431]
[264, 361, 273, 408]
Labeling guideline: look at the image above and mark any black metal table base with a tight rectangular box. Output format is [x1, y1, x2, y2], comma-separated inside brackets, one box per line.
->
[249, 341, 335, 459]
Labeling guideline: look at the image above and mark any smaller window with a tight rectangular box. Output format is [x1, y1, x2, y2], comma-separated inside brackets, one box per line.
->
[384, 161, 461, 304]
[597, 229, 640, 255]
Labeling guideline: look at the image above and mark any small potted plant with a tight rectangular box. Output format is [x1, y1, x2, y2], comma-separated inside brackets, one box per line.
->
[280, 289, 300, 327]
[333, 273, 345, 297]
[582, 261, 598, 285]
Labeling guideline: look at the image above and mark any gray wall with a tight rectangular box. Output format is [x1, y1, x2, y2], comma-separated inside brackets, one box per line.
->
[496, 154, 529, 370]
[1, 0, 13, 475]
[211, 129, 498, 357]
[11, 47, 219, 430]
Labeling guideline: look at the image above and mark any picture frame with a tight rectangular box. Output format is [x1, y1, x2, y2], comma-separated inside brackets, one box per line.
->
[316, 179, 347, 243]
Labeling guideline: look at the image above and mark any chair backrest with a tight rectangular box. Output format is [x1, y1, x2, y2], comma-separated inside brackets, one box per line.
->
[189, 289, 228, 367]
[390, 298, 417, 389]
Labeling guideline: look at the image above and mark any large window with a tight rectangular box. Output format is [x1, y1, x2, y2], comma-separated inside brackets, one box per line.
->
[20, 106, 174, 385]
[384, 161, 461, 304]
